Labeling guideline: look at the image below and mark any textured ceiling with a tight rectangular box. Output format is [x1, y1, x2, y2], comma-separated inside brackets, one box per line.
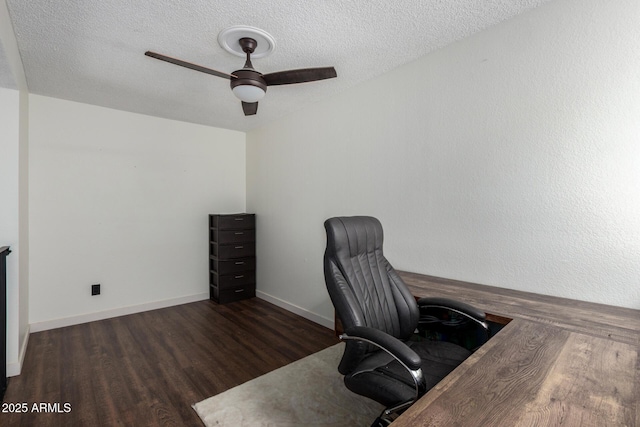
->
[4, 0, 551, 132]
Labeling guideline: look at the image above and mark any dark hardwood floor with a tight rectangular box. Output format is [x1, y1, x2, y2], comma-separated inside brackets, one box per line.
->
[1, 298, 339, 426]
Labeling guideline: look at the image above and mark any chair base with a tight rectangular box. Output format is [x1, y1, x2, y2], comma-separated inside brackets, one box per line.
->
[371, 400, 413, 427]
[371, 415, 392, 427]
[371, 411, 399, 427]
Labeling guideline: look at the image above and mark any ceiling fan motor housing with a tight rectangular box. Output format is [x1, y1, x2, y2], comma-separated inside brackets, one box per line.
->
[230, 69, 267, 103]
[230, 69, 267, 92]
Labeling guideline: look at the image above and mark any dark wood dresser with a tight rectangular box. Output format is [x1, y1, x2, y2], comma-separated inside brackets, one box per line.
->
[209, 214, 256, 304]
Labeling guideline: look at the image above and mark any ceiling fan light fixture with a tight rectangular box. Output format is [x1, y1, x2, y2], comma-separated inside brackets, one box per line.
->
[232, 84, 266, 103]
[230, 68, 267, 103]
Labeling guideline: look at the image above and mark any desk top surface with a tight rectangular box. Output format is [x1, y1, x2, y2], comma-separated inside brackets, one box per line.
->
[392, 272, 639, 427]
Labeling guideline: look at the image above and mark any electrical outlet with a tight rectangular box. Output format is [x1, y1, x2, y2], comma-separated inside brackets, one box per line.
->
[91, 284, 101, 296]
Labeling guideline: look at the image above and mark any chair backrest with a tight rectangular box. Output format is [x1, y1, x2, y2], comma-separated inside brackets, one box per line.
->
[324, 216, 419, 372]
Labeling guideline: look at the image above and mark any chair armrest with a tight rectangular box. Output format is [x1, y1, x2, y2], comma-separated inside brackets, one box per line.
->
[417, 297, 486, 322]
[341, 326, 421, 370]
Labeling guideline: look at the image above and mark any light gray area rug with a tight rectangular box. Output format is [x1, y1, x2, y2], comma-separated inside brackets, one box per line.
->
[193, 343, 384, 427]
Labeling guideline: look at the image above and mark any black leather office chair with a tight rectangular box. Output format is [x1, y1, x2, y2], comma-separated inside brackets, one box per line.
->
[323, 216, 488, 425]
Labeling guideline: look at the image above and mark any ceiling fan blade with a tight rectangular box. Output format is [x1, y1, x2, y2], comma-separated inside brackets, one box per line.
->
[263, 67, 337, 86]
[242, 102, 258, 116]
[145, 51, 236, 80]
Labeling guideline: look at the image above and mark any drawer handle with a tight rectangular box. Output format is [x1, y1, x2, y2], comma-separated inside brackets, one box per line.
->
[234, 275, 244, 279]
[234, 289, 244, 293]
[234, 232, 244, 235]
[235, 262, 245, 265]
[234, 218, 244, 221]
[235, 246, 244, 249]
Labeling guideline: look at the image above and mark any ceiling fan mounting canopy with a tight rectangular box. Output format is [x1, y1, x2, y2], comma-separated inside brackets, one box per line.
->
[238, 37, 257, 55]
[145, 33, 337, 116]
[217, 25, 275, 59]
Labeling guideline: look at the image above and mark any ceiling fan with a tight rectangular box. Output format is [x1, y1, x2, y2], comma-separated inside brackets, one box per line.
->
[145, 37, 337, 116]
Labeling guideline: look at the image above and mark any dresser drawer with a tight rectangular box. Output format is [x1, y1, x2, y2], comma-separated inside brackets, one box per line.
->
[211, 243, 255, 259]
[213, 271, 256, 289]
[210, 257, 256, 275]
[210, 283, 256, 304]
[212, 229, 255, 244]
[211, 214, 255, 230]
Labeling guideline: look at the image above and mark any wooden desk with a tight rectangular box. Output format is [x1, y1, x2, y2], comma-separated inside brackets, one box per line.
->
[392, 272, 639, 427]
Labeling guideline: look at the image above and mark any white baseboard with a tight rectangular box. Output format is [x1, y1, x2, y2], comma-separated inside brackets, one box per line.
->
[7, 325, 30, 377]
[256, 290, 334, 330]
[29, 293, 209, 333]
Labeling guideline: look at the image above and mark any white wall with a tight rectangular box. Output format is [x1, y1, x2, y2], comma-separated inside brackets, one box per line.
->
[1, 0, 30, 376]
[0, 89, 28, 376]
[0, 88, 21, 370]
[29, 95, 245, 326]
[247, 0, 640, 326]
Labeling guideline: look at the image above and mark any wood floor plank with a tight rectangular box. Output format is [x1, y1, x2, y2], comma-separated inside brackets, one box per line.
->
[1, 298, 338, 426]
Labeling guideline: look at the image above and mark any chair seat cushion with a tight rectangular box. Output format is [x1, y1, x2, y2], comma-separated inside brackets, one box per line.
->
[344, 339, 471, 407]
